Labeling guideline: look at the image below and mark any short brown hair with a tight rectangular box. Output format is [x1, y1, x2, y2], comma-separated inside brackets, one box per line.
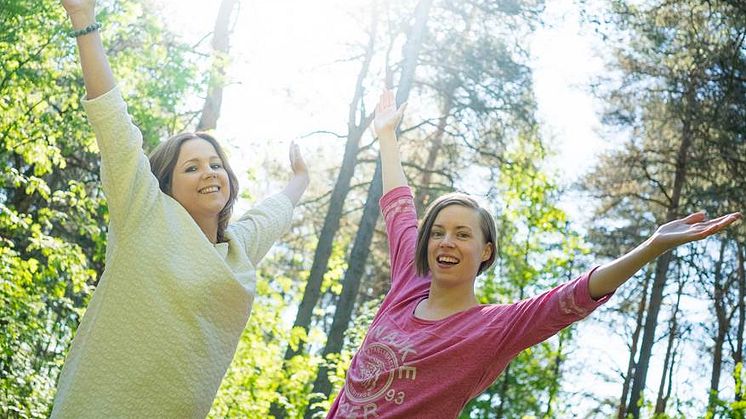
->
[415, 193, 496, 277]
[148, 132, 239, 243]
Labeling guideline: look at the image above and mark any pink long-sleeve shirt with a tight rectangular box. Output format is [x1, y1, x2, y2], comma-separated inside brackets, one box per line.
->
[327, 186, 612, 418]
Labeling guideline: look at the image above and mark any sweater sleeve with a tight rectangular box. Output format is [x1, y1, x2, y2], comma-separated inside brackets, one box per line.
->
[491, 267, 612, 359]
[380, 187, 419, 285]
[81, 87, 160, 230]
[229, 193, 294, 266]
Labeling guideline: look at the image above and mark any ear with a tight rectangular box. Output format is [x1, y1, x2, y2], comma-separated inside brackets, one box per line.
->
[481, 242, 494, 262]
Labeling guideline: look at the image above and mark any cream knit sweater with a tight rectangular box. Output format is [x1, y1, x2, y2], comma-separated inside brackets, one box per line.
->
[51, 87, 294, 418]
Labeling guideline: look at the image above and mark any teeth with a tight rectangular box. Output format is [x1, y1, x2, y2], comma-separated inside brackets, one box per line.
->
[438, 256, 459, 264]
[199, 186, 219, 194]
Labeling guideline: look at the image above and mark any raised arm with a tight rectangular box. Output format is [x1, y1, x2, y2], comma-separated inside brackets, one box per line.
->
[374, 89, 408, 194]
[281, 141, 310, 206]
[62, 0, 115, 99]
[589, 211, 742, 299]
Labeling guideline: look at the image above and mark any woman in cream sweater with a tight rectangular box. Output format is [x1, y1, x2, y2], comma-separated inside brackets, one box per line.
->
[52, 0, 309, 417]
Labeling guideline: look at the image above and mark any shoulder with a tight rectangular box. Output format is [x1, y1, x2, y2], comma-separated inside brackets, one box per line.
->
[380, 186, 415, 218]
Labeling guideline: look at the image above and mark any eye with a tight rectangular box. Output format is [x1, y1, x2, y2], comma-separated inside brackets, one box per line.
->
[210, 163, 223, 169]
[458, 232, 471, 239]
[185, 166, 197, 172]
[430, 230, 444, 239]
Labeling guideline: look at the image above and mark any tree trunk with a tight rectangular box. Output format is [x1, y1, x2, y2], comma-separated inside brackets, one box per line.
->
[304, 0, 434, 415]
[707, 240, 729, 414]
[735, 243, 745, 403]
[494, 363, 511, 419]
[626, 83, 695, 418]
[661, 332, 680, 414]
[617, 268, 652, 419]
[413, 92, 453, 212]
[282, 1, 378, 362]
[269, 7, 379, 418]
[412, 4, 477, 212]
[304, 160, 384, 419]
[545, 257, 576, 418]
[196, 0, 239, 131]
[654, 279, 683, 415]
[544, 329, 565, 418]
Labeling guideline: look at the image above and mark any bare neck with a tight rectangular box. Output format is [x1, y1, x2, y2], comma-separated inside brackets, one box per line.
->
[416, 279, 479, 321]
[193, 215, 219, 244]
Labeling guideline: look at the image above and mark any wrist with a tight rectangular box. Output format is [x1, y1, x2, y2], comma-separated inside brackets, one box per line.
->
[378, 130, 397, 142]
[641, 236, 668, 259]
[294, 172, 310, 185]
[68, 11, 96, 30]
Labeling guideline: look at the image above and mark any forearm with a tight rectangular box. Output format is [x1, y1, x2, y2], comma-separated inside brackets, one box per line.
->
[589, 237, 666, 299]
[589, 211, 742, 299]
[68, 12, 115, 99]
[281, 174, 309, 206]
[379, 131, 407, 194]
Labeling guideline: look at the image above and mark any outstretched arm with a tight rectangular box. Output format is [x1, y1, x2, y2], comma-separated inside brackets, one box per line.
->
[374, 89, 408, 194]
[589, 211, 742, 299]
[281, 142, 310, 206]
[62, 0, 115, 99]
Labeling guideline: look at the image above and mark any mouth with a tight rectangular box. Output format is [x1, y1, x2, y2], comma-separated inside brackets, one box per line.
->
[436, 255, 460, 267]
[198, 185, 221, 194]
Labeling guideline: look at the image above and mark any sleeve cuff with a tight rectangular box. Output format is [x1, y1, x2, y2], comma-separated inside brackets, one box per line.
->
[81, 85, 127, 123]
[270, 192, 295, 233]
[577, 265, 614, 307]
[380, 186, 413, 210]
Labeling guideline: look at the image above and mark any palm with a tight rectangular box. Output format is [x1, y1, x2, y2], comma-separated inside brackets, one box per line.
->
[652, 211, 742, 249]
[289, 142, 307, 177]
[374, 89, 405, 135]
[61, 0, 95, 16]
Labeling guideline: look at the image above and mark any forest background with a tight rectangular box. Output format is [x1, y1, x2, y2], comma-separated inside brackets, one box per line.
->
[2, 0, 745, 418]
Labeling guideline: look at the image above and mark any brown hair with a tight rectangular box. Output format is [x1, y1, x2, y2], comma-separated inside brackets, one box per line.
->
[415, 193, 497, 277]
[148, 132, 239, 243]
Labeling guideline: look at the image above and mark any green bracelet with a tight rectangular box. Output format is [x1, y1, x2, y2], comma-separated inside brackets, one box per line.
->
[70, 21, 101, 38]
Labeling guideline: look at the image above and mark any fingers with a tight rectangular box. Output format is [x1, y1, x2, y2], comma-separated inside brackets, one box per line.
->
[700, 212, 740, 227]
[379, 88, 400, 105]
[711, 212, 742, 229]
[397, 101, 408, 117]
[682, 211, 706, 224]
[290, 141, 303, 161]
[289, 141, 299, 166]
[377, 89, 395, 111]
[290, 141, 308, 172]
[374, 87, 405, 135]
[698, 212, 742, 237]
[375, 91, 387, 115]
[384, 89, 394, 107]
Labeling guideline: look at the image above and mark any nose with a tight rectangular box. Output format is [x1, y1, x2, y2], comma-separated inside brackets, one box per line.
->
[439, 234, 455, 248]
[203, 167, 217, 179]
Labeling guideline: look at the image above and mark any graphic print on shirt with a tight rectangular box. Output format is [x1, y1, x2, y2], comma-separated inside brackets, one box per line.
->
[341, 322, 418, 415]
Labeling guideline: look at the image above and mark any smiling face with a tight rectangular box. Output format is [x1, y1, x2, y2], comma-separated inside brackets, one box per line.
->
[426, 204, 493, 286]
[170, 138, 231, 220]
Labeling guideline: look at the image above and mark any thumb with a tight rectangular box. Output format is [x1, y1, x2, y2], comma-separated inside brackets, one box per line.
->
[682, 211, 706, 224]
[289, 141, 297, 162]
[397, 101, 408, 117]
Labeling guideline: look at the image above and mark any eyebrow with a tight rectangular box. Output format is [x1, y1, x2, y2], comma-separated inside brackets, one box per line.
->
[181, 156, 221, 167]
[432, 224, 473, 230]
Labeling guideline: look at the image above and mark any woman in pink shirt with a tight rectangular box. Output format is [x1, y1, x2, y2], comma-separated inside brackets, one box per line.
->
[325, 89, 742, 418]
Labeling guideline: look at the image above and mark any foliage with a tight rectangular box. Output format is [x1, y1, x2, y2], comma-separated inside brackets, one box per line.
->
[4, 0, 746, 417]
[0, 1, 203, 416]
[583, 0, 746, 415]
[463, 130, 588, 418]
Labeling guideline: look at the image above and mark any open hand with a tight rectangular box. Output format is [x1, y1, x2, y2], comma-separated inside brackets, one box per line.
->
[61, 0, 95, 17]
[373, 89, 407, 137]
[289, 141, 308, 178]
[651, 211, 742, 250]
[62, 0, 96, 28]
